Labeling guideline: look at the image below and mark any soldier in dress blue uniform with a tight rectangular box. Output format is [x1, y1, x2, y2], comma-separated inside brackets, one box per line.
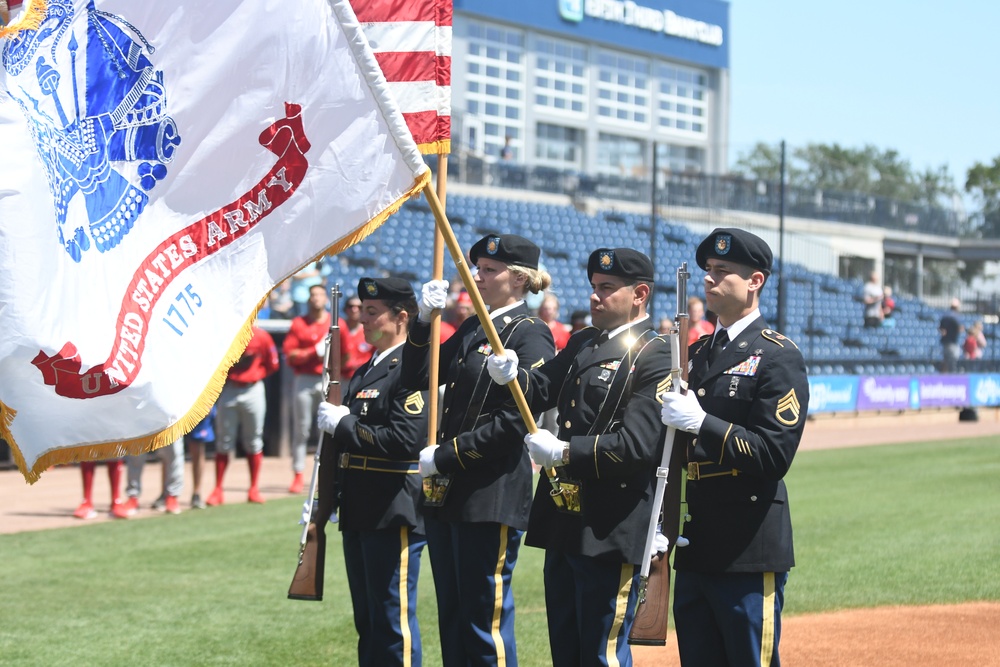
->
[660, 228, 810, 667]
[402, 234, 556, 667]
[315, 276, 428, 667]
[486, 247, 673, 667]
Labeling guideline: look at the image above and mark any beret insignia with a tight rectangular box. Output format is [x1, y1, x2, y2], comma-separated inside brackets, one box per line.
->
[715, 234, 732, 255]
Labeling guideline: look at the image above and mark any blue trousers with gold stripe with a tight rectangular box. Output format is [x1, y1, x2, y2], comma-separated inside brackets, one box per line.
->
[673, 570, 787, 667]
[542, 549, 639, 667]
[342, 527, 426, 667]
[425, 517, 522, 667]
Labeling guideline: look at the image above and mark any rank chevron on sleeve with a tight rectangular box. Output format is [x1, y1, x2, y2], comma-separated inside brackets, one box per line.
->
[31, 102, 312, 399]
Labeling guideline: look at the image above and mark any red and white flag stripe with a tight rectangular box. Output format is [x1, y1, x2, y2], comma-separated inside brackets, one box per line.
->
[352, 0, 452, 154]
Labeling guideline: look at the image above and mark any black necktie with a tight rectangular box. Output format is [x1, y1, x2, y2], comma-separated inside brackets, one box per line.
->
[594, 331, 610, 348]
[708, 329, 728, 365]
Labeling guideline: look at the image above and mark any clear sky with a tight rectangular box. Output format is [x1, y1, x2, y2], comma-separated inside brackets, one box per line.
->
[728, 1, 999, 202]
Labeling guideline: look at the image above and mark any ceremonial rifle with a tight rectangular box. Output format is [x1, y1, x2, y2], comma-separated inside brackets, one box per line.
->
[288, 284, 342, 601]
[629, 262, 690, 645]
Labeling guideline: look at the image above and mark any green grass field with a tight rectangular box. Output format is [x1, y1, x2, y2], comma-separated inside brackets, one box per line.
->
[2, 437, 998, 666]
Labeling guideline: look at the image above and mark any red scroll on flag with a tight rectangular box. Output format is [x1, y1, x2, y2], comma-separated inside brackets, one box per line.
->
[352, 0, 452, 155]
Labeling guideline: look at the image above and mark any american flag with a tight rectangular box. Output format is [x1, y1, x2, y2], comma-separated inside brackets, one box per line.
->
[352, 0, 452, 155]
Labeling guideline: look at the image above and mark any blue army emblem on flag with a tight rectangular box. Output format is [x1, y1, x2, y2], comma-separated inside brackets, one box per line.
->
[599, 250, 614, 271]
[2, 0, 182, 263]
[715, 234, 732, 255]
[486, 236, 501, 255]
[364, 280, 378, 297]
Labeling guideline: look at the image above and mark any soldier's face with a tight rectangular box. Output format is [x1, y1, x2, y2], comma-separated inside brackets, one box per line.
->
[474, 257, 525, 310]
[360, 300, 403, 349]
[589, 273, 640, 331]
[703, 259, 762, 325]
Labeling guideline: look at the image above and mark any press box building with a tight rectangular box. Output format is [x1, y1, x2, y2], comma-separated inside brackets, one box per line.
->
[451, 0, 730, 177]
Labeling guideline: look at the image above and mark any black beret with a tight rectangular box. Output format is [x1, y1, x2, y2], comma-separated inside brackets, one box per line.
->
[696, 228, 773, 275]
[469, 234, 540, 270]
[358, 276, 414, 302]
[587, 247, 655, 283]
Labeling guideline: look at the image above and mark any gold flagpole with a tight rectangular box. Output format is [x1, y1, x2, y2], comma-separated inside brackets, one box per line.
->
[421, 182, 566, 506]
[425, 156, 447, 453]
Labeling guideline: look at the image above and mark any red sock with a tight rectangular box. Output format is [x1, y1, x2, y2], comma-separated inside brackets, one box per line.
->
[248, 452, 263, 491]
[80, 461, 96, 504]
[107, 460, 123, 504]
[214, 453, 230, 489]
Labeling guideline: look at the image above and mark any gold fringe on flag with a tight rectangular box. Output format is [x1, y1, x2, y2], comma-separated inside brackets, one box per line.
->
[0, 0, 48, 39]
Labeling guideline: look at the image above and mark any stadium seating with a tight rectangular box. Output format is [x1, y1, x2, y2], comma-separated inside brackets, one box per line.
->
[323, 194, 989, 375]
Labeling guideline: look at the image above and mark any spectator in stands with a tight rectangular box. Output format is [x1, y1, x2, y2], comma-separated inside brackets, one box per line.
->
[290, 262, 325, 317]
[207, 326, 280, 505]
[569, 309, 590, 334]
[341, 293, 374, 382]
[688, 295, 715, 344]
[284, 284, 336, 494]
[500, 135, 514, 161]
[964, 320, 987, 361]
[268, 279, 295, 319]
[658, 317, 672, 335]
[881, 286, 897, 326]
[73, 459, 124, 520]
[537, 292, 570, 351]
[116, 438, 185, 517]
[185, 406, 215, 509]
[862, 271, 884, 328]
[939, 298, 964, 373]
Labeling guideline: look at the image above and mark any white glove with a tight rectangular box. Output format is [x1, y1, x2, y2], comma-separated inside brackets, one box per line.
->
[486, 350, 519, 385]
[660, 391, 706, 434]
[524, 429, 566, 469]
[314, 338, 328, 359]
[418, 280, 449, 321]
[299, 500, 337, 525]
[650, 531, 670, 558]
[316, 401, 350, 434]
[419, 445, 439, 477]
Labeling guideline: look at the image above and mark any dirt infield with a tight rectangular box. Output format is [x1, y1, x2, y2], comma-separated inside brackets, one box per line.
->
[2, 408, 999, 665]
[634, 602, 1000, 666]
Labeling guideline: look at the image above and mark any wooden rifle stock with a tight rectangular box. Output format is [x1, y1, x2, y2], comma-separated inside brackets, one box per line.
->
[629, 264, 690, 645]
[288, 284, 342, 601]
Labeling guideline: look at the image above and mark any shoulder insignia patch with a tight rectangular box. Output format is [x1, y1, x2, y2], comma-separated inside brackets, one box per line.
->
[762, 329, 800, 350]
[656, 376, 672, 402]
[404, 392, 424, 415]
[775, 388, 801, 426]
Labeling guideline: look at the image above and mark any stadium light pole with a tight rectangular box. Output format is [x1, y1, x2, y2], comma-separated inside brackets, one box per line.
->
[777, 140, 787, 334]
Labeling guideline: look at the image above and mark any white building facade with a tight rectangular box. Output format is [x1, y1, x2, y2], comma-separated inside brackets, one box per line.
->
[452, 0, 730, 177]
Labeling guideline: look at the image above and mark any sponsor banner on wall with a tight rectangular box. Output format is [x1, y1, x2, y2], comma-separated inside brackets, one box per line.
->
[807, 375, 858, 413]
[968, 374, 1000, 407]
[913, 375, 969, 409]
[856, 375, 912, 411]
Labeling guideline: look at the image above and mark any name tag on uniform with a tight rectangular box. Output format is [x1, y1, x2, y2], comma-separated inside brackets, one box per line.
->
[356, 389, 380, 399]
[724, 356, 761, 377]
[477, 343, 493, 355]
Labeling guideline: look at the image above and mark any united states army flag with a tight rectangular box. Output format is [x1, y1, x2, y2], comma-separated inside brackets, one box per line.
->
[0, 0, 429, 482]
